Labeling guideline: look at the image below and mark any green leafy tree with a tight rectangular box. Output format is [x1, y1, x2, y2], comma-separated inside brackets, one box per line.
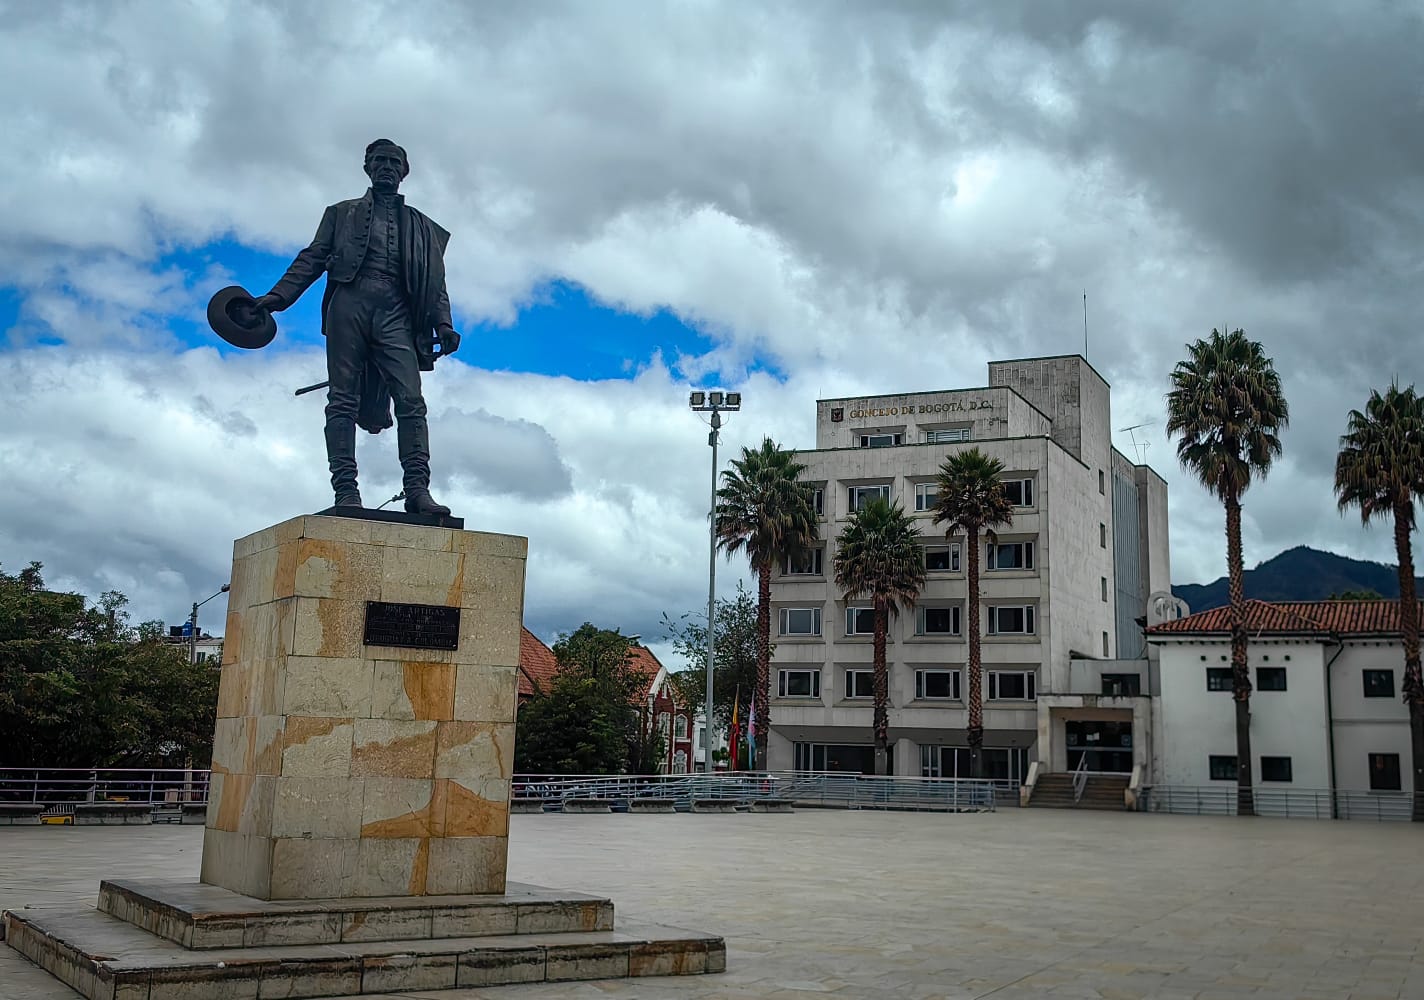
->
[0, 562, 219, 769]
[514, 623, 654, 775]
[930, 450, 1014, 779]
[833, 497, 926, 775]
[662, 581, 760, 736]
[714, 437, 819, 768]
[1166, 329, 1288, 816]
[1335, 382, 1424, 820]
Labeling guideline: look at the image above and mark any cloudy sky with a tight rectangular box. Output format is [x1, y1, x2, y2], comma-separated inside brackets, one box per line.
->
[4, 0, 1422, 661]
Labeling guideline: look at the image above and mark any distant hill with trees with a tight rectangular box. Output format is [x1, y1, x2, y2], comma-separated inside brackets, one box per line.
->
[1173, 545, 1424, 612]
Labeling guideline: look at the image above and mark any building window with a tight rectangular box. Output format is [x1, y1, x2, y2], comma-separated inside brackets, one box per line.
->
[859, 432, 903, 448]
[675, 715, 688, 739]
[1206, 667, 1234, 692]
[987, 670, 1036, 701]
[916, 605, 961, 636]
[1102, 631, 1110, 656]
[1001, 478, 1034, 507]
[915, 669, 960, 700]
[673, 750, 687, 774]
[1260, 756, 1293, 782]
[1364, 669, 1395, 698]
[986, 541, 1034, 571]
[914, 482, 939, 511]
[845, 606, 877, 636]
[658, 712, 671, 738]
[1101, 673, 1141, 696]
[1256, 667, 1287, 691]
[924, 543, 961, 572]
[1098, 469, 1105, 494]
[779, 607, 822, 636]
[1100, 577, 1108, 602]
[1099, 523, 1106, 548]
[1369, 753, 1402, 791]
[925, 427, 971, 444]
[811, 487, 824, 517]
[783, 548, 824, 576]
[1208, 755, 1238, 780]
[845, 669, 875, 699]
[848, 484, 891, 512]
[778, 668, 822, 698]
[987, 605, 1035, 635]
[920, 743, 941, 777]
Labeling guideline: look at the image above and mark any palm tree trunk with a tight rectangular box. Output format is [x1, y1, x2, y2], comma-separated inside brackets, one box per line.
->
[1393, 503, 1424, 821]
[755, 564, 772, 770]
[873, 598, 889, 776]
[1225, 494, 1255, 816]
[966, 526, 984, 780]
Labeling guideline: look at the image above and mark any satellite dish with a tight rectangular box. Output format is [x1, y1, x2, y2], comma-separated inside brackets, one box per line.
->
[1148, 591, 1189, 625]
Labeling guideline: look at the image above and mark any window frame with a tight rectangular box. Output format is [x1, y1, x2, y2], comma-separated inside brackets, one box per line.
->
[1208, 754, 1238, 781]
[1363, 669, 1395, 698]
[923, 543, 961, 573]
[986, 605, 1036, 636]
[1369, 752, 1402, 791]
[859, 432, 903, 448]
[915, 605, 962, 637]
[913, 482, 939, 512]
[1001, 477, 1034, 508]
[782, 547, 825, 576]
[924, 427, 971, 444]
[915, 668, 961, 700]
[844, 668, 876, 700]
[1260, 756, 1293, 782]
[777, 668, 822, 699]
[674, 715, 688, 739]
[1206, 667, 1234, 692]
[811, 487, 825, 517]
[845, 606, 877, 637]
[1100, 673, 1141, 697]
[987, 670, 1037, 701]
[1256, 666, 1288, 692]
[848, 483, 892, 512]
[985, 540, 1035, 571]
[778, 607, 822, 637]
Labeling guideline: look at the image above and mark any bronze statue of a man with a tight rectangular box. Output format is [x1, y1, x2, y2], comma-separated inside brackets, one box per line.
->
[256, 140, 460, 516]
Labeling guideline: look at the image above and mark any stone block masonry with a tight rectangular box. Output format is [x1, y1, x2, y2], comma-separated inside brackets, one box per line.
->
[201, 514, 527, 900]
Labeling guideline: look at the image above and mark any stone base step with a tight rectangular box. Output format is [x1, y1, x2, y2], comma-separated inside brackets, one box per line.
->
[4, 905, 723, 999]
[97, 879, 613, 950]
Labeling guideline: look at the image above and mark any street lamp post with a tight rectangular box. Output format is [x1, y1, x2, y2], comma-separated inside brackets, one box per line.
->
[688, 389, 741, 773]
[189, 584, 231, 665]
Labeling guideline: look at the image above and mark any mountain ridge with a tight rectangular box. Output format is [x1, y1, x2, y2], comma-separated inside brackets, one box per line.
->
[1172, 545, 1423, 613]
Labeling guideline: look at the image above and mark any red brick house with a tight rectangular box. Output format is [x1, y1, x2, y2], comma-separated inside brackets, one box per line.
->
[517, 629, 694, 774]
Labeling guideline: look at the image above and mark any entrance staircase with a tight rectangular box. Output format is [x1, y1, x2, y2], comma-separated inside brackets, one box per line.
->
[1028, 772, 1129, 810]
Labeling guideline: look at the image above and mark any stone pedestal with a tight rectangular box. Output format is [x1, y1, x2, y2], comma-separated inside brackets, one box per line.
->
[201, 513, 526, 900]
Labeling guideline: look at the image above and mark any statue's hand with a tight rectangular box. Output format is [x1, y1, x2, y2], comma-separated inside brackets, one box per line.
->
[437, 324, 461, 357]
[253, 293, 283, 314]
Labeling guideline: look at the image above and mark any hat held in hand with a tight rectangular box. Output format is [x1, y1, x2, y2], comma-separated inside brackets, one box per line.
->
[207, 285, 277, 350]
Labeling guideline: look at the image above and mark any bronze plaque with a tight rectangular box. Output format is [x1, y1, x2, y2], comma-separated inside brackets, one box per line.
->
[363, 601, 461, 650]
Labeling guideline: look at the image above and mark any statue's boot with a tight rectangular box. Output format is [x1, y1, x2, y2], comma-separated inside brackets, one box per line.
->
[326, 418, 363, 507]
[399, 414, 451, 517]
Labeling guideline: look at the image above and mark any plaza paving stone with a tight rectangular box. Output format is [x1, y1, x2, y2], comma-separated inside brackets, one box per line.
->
[2, 808, 1422, 998]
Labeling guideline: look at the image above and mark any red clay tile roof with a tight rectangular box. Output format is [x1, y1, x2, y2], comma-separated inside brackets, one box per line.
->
[518, 628, 560, 698]
[626, 645, 668, 702]
[1147, 599, 1424, 638]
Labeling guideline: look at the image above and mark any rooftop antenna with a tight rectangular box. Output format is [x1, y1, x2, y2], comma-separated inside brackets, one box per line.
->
[1082, 291, 1088, 358]
[1119, 422, 1153, 464]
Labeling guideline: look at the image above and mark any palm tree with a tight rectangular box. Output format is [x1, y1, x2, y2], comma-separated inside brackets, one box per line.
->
[1166, 329, 1288, 817]
[1335, 382, 1424, 820]
[930, 448, 1014, 779]
[715, 437, 819, 769]
[833, 497, 926, 775]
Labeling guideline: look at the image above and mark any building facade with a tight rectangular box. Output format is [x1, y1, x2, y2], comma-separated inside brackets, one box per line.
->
[1147, 599, 1418, 802]
[766, 355, 1170, 781]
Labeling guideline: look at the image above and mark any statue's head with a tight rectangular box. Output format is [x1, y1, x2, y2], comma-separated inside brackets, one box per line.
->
[364, 139, 409, 194]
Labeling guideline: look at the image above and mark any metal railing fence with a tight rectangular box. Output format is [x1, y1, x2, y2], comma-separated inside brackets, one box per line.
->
[0, 768, 210, 806]
[1136, 784, 1420, 822]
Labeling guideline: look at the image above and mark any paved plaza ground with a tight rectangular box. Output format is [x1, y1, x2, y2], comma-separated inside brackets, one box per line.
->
[2, 808, 1421, 999]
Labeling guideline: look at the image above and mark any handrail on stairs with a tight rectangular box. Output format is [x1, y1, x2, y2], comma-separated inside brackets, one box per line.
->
[1071, 752, 1090, 804]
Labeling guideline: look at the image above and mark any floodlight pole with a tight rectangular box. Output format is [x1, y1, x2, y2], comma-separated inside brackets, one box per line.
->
[689, 390, 740, 773]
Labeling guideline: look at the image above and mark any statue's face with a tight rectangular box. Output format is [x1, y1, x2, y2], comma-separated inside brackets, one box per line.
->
[365, 147, 406, 193]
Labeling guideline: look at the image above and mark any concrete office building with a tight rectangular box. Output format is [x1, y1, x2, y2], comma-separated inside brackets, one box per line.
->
[1148, 600, 1419, 803]
[766, 355, 1170, 781]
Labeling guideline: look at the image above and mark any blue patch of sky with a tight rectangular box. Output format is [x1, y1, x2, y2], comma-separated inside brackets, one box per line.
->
[3, 240, 789, 384]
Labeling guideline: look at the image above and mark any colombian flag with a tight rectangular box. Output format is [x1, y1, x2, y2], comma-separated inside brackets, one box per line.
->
[728, 690, 741, 771]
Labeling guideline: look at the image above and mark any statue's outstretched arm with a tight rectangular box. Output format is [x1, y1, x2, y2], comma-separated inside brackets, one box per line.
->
[261, 207, 337, 311]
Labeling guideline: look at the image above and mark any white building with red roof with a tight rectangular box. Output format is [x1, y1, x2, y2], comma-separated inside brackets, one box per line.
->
[1147, 599, 1419, 803]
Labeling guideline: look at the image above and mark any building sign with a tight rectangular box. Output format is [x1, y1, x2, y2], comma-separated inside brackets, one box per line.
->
[363, 601, 461, 650]
[830, 407, 844, 422]
[847, 399, 994, 420]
